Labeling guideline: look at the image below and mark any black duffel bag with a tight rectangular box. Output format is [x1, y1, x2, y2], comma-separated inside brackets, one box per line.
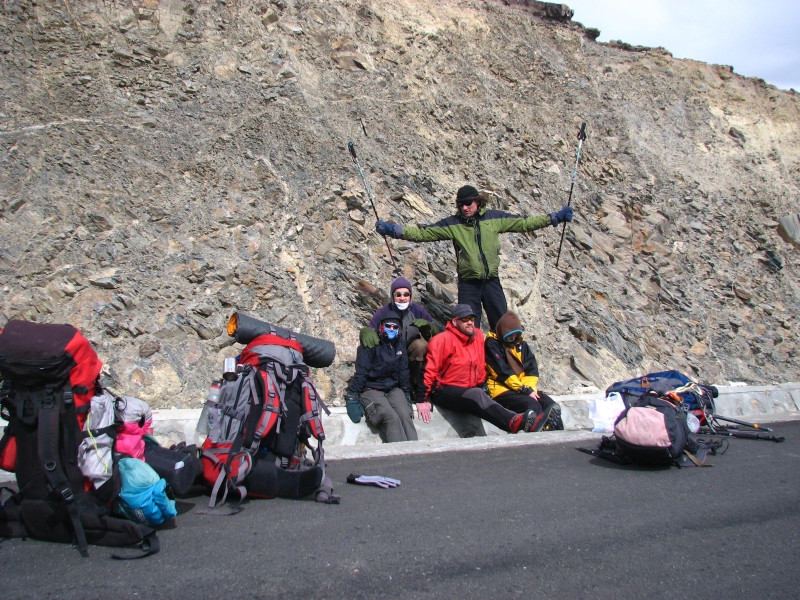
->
[143, 438, 202, 497]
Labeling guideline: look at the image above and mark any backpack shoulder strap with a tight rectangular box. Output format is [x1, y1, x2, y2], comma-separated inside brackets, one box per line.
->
[38, 385, 89, 557]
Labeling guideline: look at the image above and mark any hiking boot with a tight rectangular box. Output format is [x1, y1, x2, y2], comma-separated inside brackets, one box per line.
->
[532, 404, 558, 432]
[508, 412, 526, 434]
[542, 405, 562, 431]
[522, 409, 540, 433]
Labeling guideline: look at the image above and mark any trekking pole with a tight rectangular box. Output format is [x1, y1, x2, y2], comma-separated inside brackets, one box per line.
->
[701, 429, 785, 443]
[555, 122, 587, 269]
[348, 141, 398, 271]
[711, 414, 772, 431]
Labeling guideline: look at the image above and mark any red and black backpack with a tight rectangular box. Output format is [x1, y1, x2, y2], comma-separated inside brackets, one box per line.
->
[199, 326, 335, 512]
[0, 320, 158, 557]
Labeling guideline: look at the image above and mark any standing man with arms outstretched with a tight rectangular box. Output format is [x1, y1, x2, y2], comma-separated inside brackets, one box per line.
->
[376, 185, 573, 331]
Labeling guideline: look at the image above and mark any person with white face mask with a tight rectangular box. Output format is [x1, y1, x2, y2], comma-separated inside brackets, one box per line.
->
[361, 277, 437, 403]
[345, 311, 418, 443]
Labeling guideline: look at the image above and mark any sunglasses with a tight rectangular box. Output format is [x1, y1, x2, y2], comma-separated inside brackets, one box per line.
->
[393, 292, 411, 298]
[383, 323, 400, 330]
[457, 199, 477, 207]
[458, 316, 475, 323]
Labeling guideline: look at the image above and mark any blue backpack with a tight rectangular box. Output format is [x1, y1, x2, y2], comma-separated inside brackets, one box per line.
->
[605, 371, 716, 411]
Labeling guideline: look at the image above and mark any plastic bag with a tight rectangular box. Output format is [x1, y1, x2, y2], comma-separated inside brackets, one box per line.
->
[77, 391, 116, 487]
[589, 392, 626, 433]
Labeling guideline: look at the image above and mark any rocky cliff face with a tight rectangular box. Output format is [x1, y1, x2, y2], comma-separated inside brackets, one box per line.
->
[1, 0, 798, 408]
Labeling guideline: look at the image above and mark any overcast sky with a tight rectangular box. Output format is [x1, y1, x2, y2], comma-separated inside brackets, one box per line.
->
[564, 0, 800, 91]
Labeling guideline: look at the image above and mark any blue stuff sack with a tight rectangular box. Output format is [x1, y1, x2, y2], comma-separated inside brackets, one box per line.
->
[118, 457, 178, 526]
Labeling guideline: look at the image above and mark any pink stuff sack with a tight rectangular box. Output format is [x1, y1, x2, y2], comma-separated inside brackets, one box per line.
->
[115, 396, 154, 459]
[614, 407, 671, 448]
[116, 420, 153, 459]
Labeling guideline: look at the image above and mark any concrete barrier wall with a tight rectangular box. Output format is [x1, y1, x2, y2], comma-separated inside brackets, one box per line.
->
[142, 382, 800, 448]
[2, 383, 799, 455]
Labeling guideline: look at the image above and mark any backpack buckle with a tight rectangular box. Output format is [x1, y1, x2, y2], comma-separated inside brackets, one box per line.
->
[43, 385, 55, 409]
[54, 483, 75, 503]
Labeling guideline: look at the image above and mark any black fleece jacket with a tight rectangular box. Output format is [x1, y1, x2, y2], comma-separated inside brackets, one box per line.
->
[349, 336, 410, 394]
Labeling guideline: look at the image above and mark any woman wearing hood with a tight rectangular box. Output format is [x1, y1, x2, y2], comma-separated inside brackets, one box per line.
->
[484, 311, 563, 431]
[360, 276, 437, 401]
[346, 311, 418, 443]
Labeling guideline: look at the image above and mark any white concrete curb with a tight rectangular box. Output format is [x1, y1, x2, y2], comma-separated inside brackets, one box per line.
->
[1, 382, 798, 479]
[145, 381, 800, 449]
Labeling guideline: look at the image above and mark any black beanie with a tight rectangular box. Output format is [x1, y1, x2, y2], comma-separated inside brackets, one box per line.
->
[456, 185, 480, 202]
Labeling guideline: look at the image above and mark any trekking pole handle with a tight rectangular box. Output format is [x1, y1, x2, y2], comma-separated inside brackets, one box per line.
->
[348, 141, 358, 162]
[568, 123, 587, 197]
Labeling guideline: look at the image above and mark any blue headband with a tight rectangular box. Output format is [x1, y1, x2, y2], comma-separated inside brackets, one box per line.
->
[502, 329, 523, 342]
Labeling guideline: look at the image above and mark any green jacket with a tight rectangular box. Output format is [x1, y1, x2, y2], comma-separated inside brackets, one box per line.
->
[401, 207, 553, 280]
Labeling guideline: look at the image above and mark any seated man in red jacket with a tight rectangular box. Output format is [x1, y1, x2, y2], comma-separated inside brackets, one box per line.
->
[418, 304, 546, 433]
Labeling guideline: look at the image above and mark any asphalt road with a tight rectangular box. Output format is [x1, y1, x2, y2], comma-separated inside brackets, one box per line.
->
[2, 421, 799, 599]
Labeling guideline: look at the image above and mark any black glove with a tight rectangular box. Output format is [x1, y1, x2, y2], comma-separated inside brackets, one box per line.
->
[550, 205, 574, 226]
[376, 220, 403, 239]
[345, 391, 363, 424]
[411, 318, 436, 341]
[359, 326, 380, 349]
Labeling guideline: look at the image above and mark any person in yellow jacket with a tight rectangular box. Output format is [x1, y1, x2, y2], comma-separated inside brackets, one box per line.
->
[484, 311, 563, 432]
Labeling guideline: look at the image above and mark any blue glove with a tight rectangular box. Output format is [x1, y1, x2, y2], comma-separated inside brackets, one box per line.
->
[550, 206, 574, 226]
[376, 220, 403, 239]
[345, 391, 363, 424]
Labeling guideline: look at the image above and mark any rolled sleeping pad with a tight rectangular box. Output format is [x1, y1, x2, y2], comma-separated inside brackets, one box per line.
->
[227, 312, 336, 369]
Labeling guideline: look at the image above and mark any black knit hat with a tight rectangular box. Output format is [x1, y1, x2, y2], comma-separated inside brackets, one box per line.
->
[456, 185, 480, 203]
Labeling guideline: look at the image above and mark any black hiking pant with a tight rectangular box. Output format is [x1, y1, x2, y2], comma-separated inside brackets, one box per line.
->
[457, 277, 508, 331]
[493, 391, 557, 415]
[430, 385, 517, 432]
